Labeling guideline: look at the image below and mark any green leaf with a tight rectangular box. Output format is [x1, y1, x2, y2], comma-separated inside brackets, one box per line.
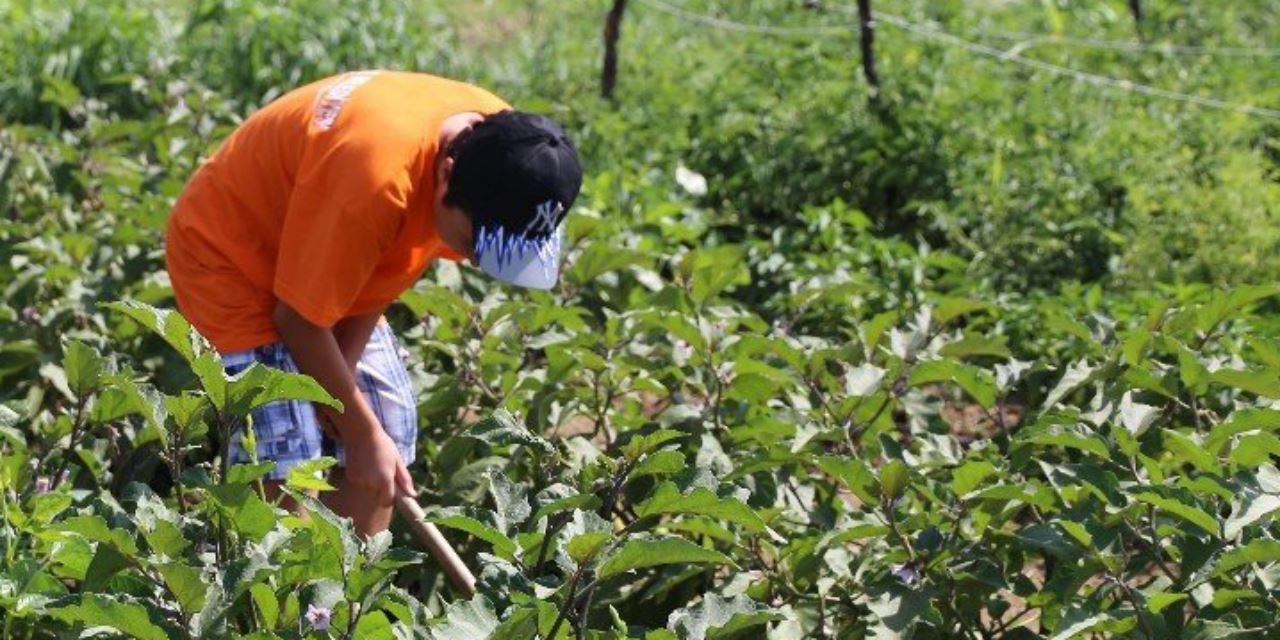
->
[104, 300, 208, 365]
[1229, 432, 1280, 468]
[225, 363, 342, 418]
[933, 297, 993, 325]
[908, 359, 997, 408]
[567, 245, 647, 284]
[63, 340, 106, 397]
[879, 460, 910, 502]
[1207, 409, 1280, 454]
[1118, 391, 1159, 437]
[465, 410, 553, 453]
[1146, 592, 1188, 614]
[667, 593, 782, 640]
[683, 246, 748, 304]
[631, 450, 686, 479]
[530, 491, 601, 526]
[1048, 608, 1119, 640]
[1211, 368, 1280, 398]
[1017, 422, 1111, 460]
[1195, 285, 1280, 333]
[427, 507, 518, 559]
[159, 563, 209, 615]
[286, 457, 336, 491]
[204, 484, 277, 540]
[1133, 491, 1219, 537]
[1215, 539, 1280, 575]
[429, 597, 498, 640]
[844, 363, 887, 397]
[48, 594, 170, 640]
[1225, 489, 1280, 540]
[819, 456, 878, 505]
[634, 483, 767, 533]
[84, 543, 131, 591]
[621, 429, 687, 462]
[354, 611, 396, 639]
[226, 462, 277, 485]
[1121, 330, 1152, 366]
[939, 335, 1012, 360]
[597, 536, 736, 580]
[487, 471, 531, 532]
[1042, 360, 1095, 411]
[951, 460, 997, 496]
[57, 515, 138, 556]
[565, 531, 611, 565]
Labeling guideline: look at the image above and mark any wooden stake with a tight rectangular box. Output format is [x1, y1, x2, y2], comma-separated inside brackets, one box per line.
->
[394, 494, 477, 598]
[856, 0, 880, 90]
[602, 0, 629, 99]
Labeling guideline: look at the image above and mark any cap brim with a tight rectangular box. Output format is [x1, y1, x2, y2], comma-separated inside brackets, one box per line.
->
[473, 225, 562, 290]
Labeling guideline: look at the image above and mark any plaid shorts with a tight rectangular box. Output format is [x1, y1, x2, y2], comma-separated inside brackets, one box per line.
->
[222, 321, 417, 480]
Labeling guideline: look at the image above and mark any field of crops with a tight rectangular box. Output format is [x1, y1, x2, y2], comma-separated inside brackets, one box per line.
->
[3, 0, 1280, 638]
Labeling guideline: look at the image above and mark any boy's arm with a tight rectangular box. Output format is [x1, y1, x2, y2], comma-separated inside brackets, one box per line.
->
[272, 300, 414, 504]
[331, 305, 389, 374]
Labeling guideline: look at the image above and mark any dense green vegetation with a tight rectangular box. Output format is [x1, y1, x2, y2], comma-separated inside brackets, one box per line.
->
[2, 0, 1279, 637]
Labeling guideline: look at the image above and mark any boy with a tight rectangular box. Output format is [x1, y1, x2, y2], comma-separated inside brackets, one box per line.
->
[165, 71, 583, 534]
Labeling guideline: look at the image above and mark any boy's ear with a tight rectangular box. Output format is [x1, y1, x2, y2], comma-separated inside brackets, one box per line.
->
[437, 156, 455, 192]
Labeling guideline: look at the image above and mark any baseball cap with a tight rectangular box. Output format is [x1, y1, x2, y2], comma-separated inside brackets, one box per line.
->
[447, 110, 583, 289]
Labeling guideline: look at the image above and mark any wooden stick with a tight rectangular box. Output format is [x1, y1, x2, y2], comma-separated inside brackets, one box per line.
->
[394, 494, 477, 598]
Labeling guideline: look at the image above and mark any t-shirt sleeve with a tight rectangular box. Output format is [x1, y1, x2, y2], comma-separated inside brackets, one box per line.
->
[273, 141, 409, 327]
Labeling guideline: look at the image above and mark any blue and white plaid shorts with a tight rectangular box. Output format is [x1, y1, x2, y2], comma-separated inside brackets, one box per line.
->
[221, 321, 417, 480]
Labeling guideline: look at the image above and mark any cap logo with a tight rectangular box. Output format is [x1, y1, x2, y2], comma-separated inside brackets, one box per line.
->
[525, 200, 564, 236]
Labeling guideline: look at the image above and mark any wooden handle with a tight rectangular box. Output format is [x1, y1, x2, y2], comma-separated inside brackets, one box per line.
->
[394, 494, 477, 598]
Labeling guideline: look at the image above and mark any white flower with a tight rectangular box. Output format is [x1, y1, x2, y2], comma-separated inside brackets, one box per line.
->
[305, 604, 331, 631]
[675, 164, 708, 196]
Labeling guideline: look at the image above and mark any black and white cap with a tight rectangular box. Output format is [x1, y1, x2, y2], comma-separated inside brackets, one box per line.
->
[447, 111, 583, 289]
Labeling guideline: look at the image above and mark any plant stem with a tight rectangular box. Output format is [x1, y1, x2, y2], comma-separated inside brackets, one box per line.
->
[49, 394, 88, 491]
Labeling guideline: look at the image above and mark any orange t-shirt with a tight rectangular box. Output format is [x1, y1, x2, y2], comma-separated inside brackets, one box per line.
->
[164, 71, 509, 352]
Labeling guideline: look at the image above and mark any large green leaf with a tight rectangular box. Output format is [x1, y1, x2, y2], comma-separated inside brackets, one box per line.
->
[48, 594, 170, 640]
[429, 597, 498, 640]
[464, 410, 553, 453]
[907, 358, 997, 408]
[667, 593, 782, 640]
[104, 300, 209, 365]
[224, 363, 342, 418]
[62, 340, 106, 397]
[1215, 539, 1280, 575]
[426, 507, 518, 559]
[634, 483, 766, 533]
[1210, 368, 1280, 399]
[597, 536, 736, 580]
[1133, 491, 1219, 537]
[158, 563, 208, 615]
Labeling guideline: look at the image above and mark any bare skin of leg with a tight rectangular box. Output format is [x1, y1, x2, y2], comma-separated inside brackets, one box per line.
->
[262, 480, 308, 514]
[262, 472, 390, 537]
[320, 467, 394, 536]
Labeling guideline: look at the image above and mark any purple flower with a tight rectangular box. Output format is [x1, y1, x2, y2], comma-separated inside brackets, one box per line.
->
[305, 604, 332, 631]
[891, 563, 919, 585]
[21, 307, 39, 325]
[34, 477, 50, 494]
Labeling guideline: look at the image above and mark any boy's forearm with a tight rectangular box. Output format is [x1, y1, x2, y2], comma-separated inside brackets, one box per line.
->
[331, 305, 388, 373]
[272, 301, 380, 440]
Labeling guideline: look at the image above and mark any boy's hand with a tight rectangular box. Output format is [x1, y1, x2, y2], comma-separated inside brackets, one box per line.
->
[342, 427, 416, 506]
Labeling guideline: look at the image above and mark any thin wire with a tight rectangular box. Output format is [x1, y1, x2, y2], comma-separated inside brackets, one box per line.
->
[874, 12, 1280, 120]
[630, 0, 1280, 120]
[634, 0, 854, 36]
[826, 4, 1280, 57]
[970, 27, 1280, 57]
